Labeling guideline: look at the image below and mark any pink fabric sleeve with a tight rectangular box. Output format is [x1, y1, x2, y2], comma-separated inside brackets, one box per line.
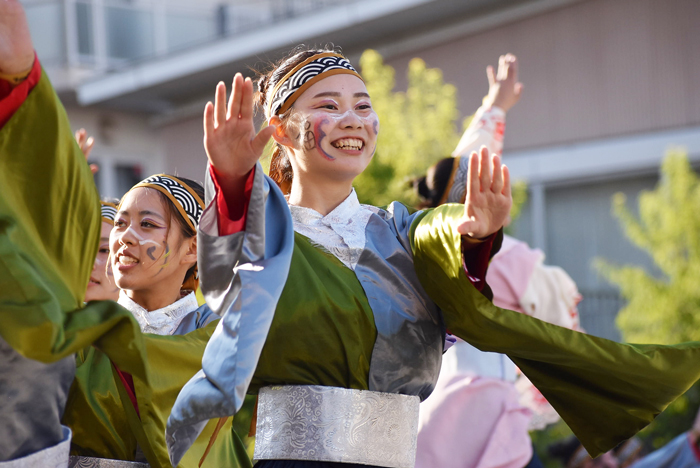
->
[209, 164, 256, 236]
[0, 54, 41, 128]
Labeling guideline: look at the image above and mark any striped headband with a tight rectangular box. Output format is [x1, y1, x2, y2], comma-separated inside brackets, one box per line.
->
[267, 52, 364, 118]
[130, 175, 204, 231]
[100, 201, 118, 224]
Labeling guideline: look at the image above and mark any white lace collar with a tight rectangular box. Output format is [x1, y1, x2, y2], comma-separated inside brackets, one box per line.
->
[289, 189, 372, 270]
[118, 290, 199, 335]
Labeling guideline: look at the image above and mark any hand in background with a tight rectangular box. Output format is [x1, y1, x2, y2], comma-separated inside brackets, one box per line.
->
[457, 146, 512, 239]
[484, 54, 523, 113]
[0, 0, 34, 76]
[75, 128, 98, 174]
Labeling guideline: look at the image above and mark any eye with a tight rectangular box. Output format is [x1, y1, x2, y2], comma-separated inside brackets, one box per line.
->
[114, 219, 126, 228]
[357, 104, 372, 110]
[98, 247, 110, 254]
[141, 221, 157, 228]
[319, 103, 337, 110]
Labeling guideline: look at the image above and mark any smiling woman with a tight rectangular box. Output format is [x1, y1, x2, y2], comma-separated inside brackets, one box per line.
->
[164, 46, 700, 468]
[63, 173, 254, 468]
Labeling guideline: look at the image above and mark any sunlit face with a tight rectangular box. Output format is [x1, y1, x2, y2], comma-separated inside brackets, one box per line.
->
[279, 73, 379, 182]
[85, 221, 120, 302]
[110, 188, 195, 293]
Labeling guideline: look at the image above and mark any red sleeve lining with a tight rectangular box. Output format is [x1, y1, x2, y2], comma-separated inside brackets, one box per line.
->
[0, 54, 41, 128]
[209, 164, 255, 236]
[689, 433, 700, 462]
[113, 363, 140, 417]
[462, 233, 497, 292]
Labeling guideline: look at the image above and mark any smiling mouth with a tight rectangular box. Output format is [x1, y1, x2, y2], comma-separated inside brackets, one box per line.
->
[331, 138, 364, 151]
[117, 254, 139, 266]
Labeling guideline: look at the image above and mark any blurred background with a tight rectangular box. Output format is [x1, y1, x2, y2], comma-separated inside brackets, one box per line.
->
[21, 0, 699, 349]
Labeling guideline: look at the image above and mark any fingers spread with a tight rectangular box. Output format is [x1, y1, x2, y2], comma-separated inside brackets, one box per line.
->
[203, 101, 215, 139]
[486, 65, 495, 87]
[215, 81, 227, 128]
[478, 146, 490, 190]
[251, 124, 276, 156]
[467, 151, 479, 198]
[228, 73, 243, 121]
[239, 77, 254, 121]
[491, 154, 503, 194]
[502, 164, 511, 196]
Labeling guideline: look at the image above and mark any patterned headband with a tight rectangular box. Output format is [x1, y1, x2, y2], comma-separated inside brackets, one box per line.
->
[267, 52, 364, 118]
[101, 201, 118, 224]
[130, 175, 204, 231]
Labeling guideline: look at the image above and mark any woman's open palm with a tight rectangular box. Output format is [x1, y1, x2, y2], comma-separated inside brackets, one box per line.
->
[457, 146, 512, 239]
[204, 73, 275, 180]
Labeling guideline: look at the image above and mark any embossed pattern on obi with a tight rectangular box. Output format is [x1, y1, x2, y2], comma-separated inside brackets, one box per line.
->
[254, 385, 419, 468]
[68, 457, 148, 467]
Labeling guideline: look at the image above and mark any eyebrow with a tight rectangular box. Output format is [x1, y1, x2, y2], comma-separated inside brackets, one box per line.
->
[312, 92, 371, 99]
[116, 210, 166, 220]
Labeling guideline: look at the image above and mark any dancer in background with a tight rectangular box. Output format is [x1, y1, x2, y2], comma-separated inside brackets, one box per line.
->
[164, 45, 700, 468]
[414, 54, 581, 468]
[83, 199, 121, 303]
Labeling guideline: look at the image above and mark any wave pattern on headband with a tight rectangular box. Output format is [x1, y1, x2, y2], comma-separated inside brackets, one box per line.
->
[100, 202, 118, 224]
[267, 52, 363, 118]
[133, 175, 204, 231]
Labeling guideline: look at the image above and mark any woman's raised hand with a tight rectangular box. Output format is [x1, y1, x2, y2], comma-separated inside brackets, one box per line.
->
[0, 0, 34, 76]
[74, 128, 98, 174]
[456, 146, 512, 239]
[485, 54, 523, 113]
[204, 73, 275, 184]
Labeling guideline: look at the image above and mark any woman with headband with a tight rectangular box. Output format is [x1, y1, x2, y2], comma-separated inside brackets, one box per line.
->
[64, 174, 254, 467]
[164, 47, 700, 468]
[83, 200, 121, 303]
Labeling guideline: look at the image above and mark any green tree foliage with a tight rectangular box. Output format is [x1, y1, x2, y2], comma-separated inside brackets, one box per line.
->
[596, 149, 700, 344]
[596, 149, 700, 449]
[354, 49, 460, 207]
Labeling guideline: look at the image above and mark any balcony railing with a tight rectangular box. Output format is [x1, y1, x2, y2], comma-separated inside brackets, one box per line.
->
[22, 0, 360, 71]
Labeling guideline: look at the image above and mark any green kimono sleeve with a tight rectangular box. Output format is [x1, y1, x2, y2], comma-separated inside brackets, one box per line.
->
[65, 321, 252, 468]
[0, 68, 146, 379]
[410, 203, 700, 457]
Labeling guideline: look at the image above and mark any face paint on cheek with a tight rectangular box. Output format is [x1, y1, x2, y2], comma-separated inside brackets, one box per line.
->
[313, 117, 335, 161]
[153, 242, 171, 276]
[302, 121, 316, 151]
[146, 246, 156, 261]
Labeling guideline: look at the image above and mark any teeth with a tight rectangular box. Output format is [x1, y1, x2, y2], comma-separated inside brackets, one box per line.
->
[332, 138, 363, 150]
[119, 256, 139, 265]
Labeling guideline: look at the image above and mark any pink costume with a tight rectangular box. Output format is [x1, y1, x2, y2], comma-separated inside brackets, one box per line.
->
[415, 104, 581, 468]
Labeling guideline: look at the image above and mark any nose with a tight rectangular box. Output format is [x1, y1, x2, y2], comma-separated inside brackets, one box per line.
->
[116, 224, 138, 247]
[339, 110, 363, 129]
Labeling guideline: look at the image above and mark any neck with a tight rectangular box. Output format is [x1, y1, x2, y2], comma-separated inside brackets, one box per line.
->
[125, 285, 183, 312]
[287, 173, 354, 216]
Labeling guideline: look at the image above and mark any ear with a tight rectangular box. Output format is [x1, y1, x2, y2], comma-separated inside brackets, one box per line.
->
[180, 235, 197, 268]
[269, 115, 296, 148]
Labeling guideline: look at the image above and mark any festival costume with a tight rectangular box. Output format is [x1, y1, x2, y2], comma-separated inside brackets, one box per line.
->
[628, 433, 700, 468]
[0, 58, 152, 467]
[163, 52, 700, 467]
[416, 105, 581, 468]
[64, 177, 253, 468]
[0, 62, 249, 468]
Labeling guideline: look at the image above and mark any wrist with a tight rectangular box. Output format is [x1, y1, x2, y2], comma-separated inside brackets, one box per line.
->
[0, 55, 34, 86]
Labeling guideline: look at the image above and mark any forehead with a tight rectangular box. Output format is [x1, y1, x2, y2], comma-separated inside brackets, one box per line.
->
[295, 74, 368, 103]
[101, 221, 113, 237]
[119, 187, 167, 214]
